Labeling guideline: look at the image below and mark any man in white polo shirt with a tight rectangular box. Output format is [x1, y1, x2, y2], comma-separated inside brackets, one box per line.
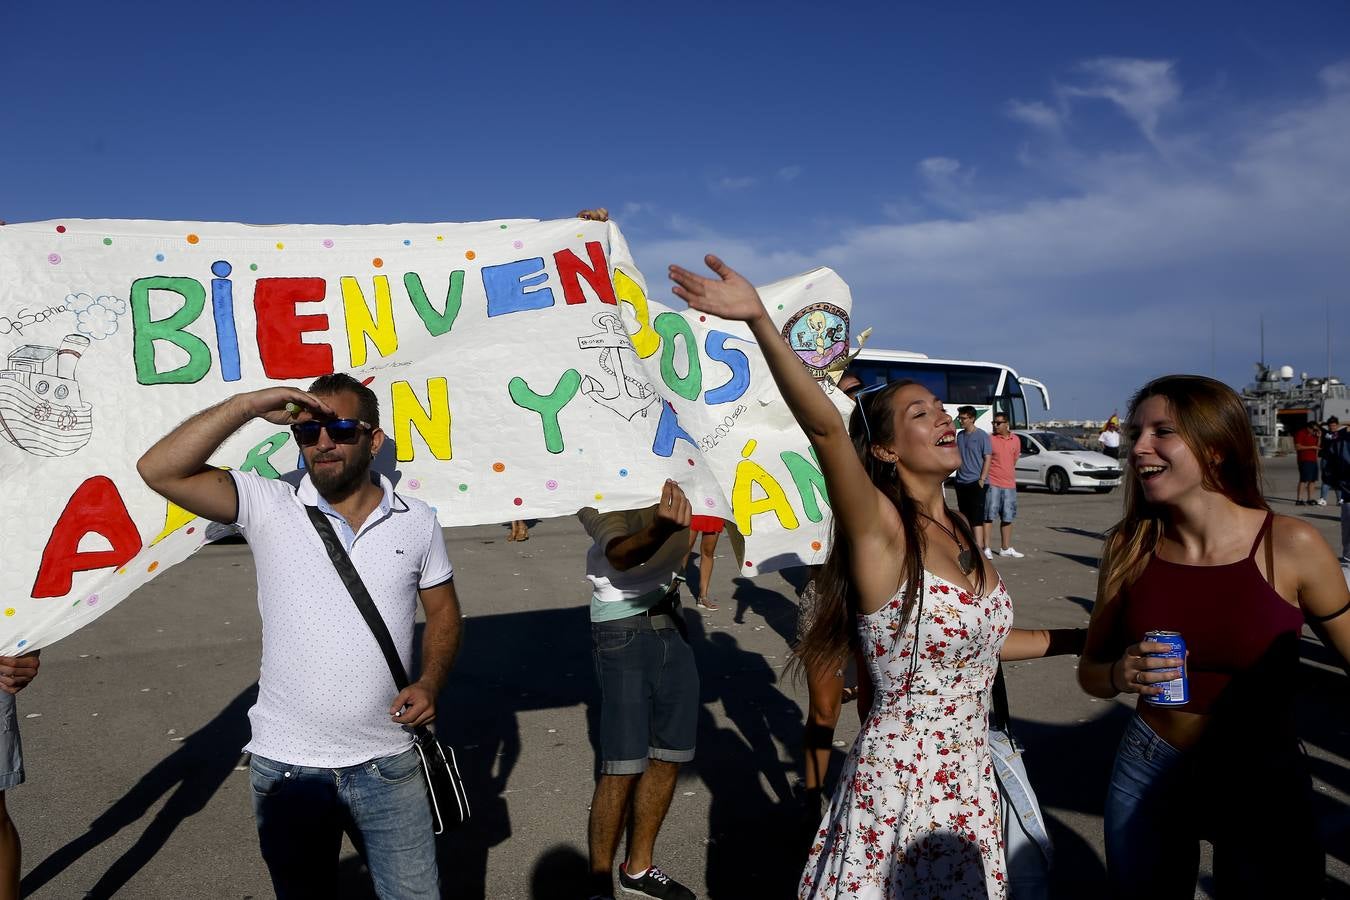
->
[137, 373, 461, 900]
[579, 480, 699, 900]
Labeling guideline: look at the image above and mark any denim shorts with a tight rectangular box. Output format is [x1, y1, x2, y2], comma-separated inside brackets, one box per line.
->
[0, 692, 22, 790]
[591, 615, 699, 775]
[985, 485, 1017, 523]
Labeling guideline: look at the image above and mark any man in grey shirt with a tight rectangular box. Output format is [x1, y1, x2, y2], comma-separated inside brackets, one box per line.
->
[954, 405, 993, 560]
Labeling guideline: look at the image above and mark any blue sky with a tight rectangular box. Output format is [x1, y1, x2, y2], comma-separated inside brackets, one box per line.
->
[4, 1, 1348, 419]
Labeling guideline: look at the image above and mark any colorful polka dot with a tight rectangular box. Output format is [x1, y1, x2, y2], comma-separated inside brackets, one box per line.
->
[513, 497, 523, 506]
[458, 483, 468, 492]
[512, 240, 523, 249]
[322, 239, 334, 249]
[492, 461, 506, 473]
[4, 608, 14, 617]
[704, 498, 716, 508]
[811, 540, 823, 551]
[211, 260, 231, 278]
[88, 594, 100, 606]
[465, 250, 477, 261]
[403, 239, 411, 246]
[687, 458, 696, 466]
[102, 237, 112, 246]
[745, 561, 754, 568]
[47, 253, 61, 265]
[186, 233, 200, 244]
[699, 315, 707, 322]
[499, 224, 508, 230]
[407, 479, 421, 490]
[436, 235, 444, 242]
[249, 263, 258, 271]
[275, 242, 285, 250]
[55, 225, 66, 234]
[372, 257, 384, 268]
[777, 304, 784, 310]
[147, 561, 159, 573]
[186, 527, 196, 535]
[619, 468, 629, 477]
[16, 641, 26, 649]
[155, 253, 165, 262]
[545, 479, 559, 491]
[594, 493, 604, 501]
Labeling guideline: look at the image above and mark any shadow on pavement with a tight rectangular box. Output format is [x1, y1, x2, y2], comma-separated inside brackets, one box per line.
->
[21, 684, 258, 899]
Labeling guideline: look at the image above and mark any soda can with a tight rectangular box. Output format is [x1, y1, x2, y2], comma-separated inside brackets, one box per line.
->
[1143, 630, 1188, 706]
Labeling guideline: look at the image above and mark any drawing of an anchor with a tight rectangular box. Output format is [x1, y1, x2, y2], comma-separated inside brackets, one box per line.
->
[577, 312, 658, 421]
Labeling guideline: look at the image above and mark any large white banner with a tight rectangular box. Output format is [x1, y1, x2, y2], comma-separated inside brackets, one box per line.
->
[0, 218, 859, 654]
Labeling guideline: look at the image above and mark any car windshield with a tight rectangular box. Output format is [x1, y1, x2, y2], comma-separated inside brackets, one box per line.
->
[1030, 432, 1087, 452]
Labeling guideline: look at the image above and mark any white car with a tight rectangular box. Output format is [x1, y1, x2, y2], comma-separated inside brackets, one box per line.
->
[1013, 430, 1122, 494]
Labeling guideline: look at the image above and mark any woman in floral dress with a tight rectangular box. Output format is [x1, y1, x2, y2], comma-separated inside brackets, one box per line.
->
[669, 256, 1084, 899]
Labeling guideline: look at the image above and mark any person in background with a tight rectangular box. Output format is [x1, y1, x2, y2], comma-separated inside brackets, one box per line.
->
[579, 482, 699, 900]
[0, 652, 39, 900]
[1319, 417, 1341, 506]
[686, 516, 722, 611]
[1079, 375, 1349, 897]
[954, 405, 993, 560]
[1294, 420, 1321, 506]
[1098, 418, 1122, 460]
[1325, 418, 1350, 565]
[509, 519, 530, 541]
[986, 413, 1025, 558]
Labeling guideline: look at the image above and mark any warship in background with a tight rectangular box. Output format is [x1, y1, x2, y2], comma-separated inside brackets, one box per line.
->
[1243, 362, 1349, 456]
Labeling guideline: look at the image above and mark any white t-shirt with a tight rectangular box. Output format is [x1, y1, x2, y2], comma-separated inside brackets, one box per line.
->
[1099, 430, 1121, 449]
[230, 469, 453, 767]
[577, 505, 689, 622]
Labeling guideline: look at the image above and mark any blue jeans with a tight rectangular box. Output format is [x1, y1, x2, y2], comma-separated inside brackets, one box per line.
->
[250, 748, 438, 899]
[985, 485, 1017, 523]
[1105, 714, 1322, 899]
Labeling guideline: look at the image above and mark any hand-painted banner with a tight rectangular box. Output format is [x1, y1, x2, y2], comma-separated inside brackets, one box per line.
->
[0, 218, 858, 654]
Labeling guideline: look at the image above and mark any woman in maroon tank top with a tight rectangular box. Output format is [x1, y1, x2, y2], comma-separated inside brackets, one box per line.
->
[1078, 375, 1350, 898]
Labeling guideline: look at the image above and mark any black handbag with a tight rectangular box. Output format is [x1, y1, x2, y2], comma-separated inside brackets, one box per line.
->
[304, 505, 470, 834]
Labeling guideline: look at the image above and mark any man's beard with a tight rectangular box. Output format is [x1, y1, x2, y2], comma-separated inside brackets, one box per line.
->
[310, 453, 371, 501]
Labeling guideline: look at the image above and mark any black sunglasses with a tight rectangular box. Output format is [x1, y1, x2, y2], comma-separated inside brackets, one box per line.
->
[290, 418, 374, 446]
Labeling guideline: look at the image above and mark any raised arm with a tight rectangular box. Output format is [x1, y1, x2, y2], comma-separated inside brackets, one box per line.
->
[137, 387, 333, 524]
[668, 256, 895, 560]
[604, 480, 691, 571]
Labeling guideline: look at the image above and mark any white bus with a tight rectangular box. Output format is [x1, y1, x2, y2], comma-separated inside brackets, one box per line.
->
[849, 349, 1050, 430]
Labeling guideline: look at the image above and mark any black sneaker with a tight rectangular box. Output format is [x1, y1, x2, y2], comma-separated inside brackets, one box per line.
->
[618, 864, 695, 899]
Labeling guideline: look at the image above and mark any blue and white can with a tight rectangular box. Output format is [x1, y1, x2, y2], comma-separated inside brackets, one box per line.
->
[1143, 630, 1188, 706]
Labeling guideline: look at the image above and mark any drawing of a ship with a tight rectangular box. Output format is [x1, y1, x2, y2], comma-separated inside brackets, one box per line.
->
[0, 334, 94, 457]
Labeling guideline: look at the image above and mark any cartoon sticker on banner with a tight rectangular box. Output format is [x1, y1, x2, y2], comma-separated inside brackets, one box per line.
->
[783, 302, 850, 379]
[577, 311, 659, 421]
[0, 334, 94, 457]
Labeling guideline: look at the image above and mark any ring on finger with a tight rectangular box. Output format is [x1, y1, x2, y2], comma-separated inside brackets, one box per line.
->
[1135, 671, 1144, 685]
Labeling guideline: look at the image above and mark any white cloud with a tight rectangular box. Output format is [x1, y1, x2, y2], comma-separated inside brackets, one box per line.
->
[1005, 99, 1062, 132]
[628, 59, 1350, 417]
[711, 175, 757, 192]
[777, 165, 803, 182]
[1060, 57, 1180, 147]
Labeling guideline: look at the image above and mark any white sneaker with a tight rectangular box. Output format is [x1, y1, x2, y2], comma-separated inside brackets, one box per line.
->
[982, 547, 994, 560]
[998, 547, 1025, 558]
[1316, 498, 1327, 506]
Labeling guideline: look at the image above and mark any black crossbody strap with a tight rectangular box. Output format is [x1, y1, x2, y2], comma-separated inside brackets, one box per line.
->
[304, 505, 411, 691]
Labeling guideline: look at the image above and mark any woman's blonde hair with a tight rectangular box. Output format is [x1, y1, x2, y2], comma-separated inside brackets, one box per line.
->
[1100, 374, 1268, 603]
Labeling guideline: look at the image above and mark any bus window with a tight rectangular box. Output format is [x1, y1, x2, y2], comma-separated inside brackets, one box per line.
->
[946, 366, 1002, 405]
[1008, 380, 1028, 429]
[851, 361, 946, 399]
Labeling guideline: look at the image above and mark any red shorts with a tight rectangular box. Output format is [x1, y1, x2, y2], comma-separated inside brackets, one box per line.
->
[689, 515, 725, 534]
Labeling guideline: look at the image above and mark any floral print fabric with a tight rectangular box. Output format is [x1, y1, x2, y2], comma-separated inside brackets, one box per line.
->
[800, 571, 1014, 899]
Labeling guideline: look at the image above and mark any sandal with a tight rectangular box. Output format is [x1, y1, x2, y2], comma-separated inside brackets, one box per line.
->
[696, 596, 720, 611]
[841, 685, 859, 703]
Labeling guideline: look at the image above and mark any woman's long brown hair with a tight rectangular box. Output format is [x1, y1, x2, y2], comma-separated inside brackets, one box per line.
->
[791, 380, 986, 678]
[1100, 374, 1269, 605]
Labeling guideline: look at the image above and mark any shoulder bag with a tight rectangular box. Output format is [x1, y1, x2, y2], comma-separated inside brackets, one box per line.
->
[304, 505, 470, 834]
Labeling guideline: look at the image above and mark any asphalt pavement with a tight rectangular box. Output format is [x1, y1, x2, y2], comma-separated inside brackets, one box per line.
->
[9, 459, 1348, 899]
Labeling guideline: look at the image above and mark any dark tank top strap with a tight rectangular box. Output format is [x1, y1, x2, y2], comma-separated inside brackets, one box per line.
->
[1247, 510, 1275, 559]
